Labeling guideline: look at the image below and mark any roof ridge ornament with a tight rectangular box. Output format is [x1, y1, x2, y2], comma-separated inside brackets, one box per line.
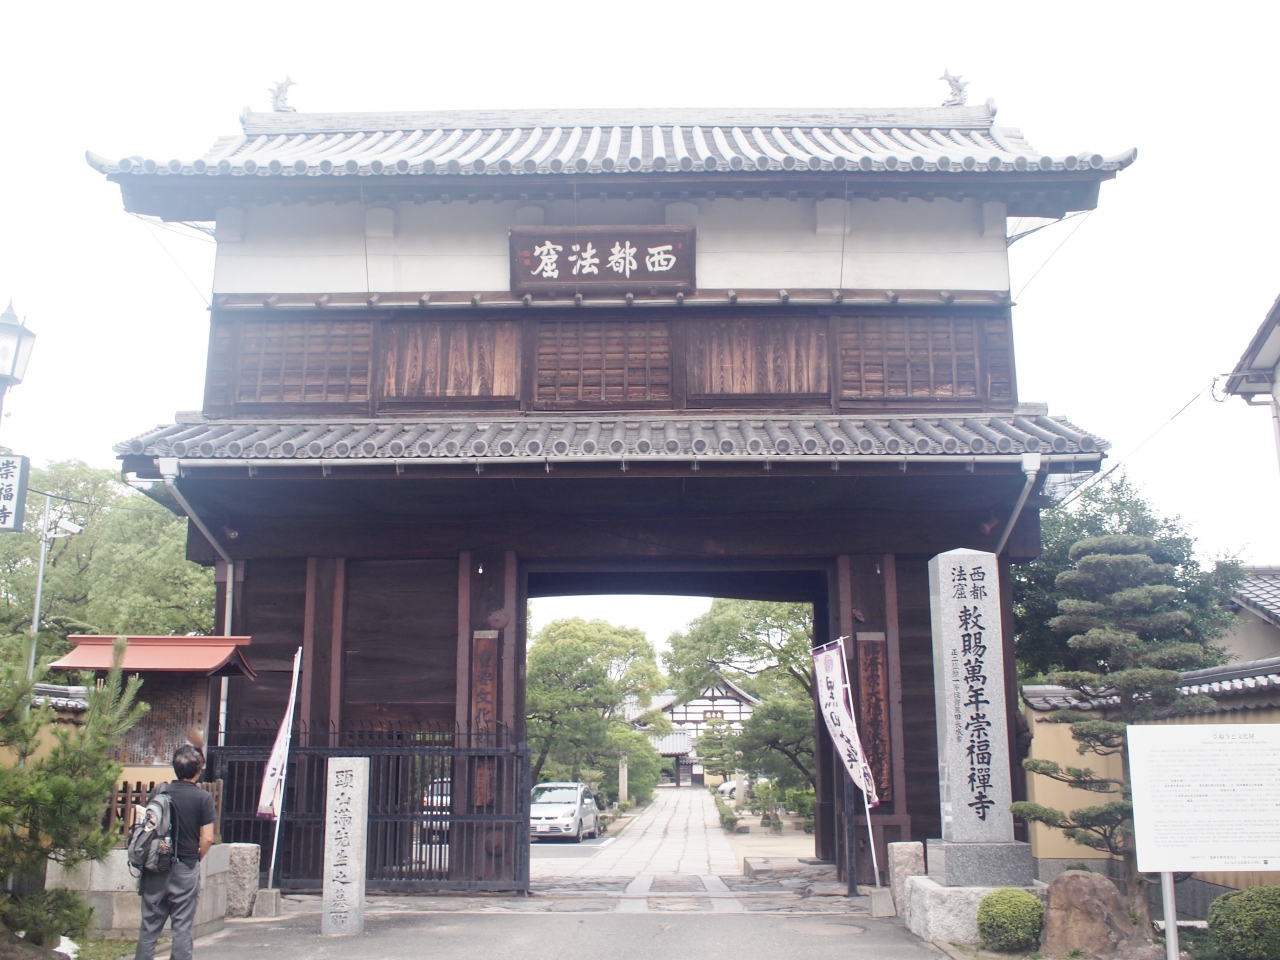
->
[269, 76, 297, 113]
[940, 69, 968, 107]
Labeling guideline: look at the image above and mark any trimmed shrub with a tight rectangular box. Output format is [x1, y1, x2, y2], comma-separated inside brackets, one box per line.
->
[977, 887, 1044, 952]
[713, 792, 739, 831]
[1208, 886, 1280, 960]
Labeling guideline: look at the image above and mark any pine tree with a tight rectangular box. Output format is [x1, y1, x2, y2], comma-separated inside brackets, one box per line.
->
[1010, 534, 1221, 923]
[695, 718, 736, 778]
[0, 637, 147, 945]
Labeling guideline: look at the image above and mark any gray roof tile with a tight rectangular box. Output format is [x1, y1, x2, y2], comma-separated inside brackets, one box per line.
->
[116, 414, 1107, 462]
[87, 105, 1136, 181]
[1235, 568, 1280, 625]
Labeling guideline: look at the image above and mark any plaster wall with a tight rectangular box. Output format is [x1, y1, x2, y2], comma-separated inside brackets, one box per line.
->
[212, 196, 1009, 294]
[1022, 703, 1124, 864]
[1221, 610, 1280, 662]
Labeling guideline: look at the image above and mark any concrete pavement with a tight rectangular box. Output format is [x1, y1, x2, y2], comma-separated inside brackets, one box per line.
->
[532, 785, 738, 878]
[148, 787, 939, 958]
[179, 910, 944, 960]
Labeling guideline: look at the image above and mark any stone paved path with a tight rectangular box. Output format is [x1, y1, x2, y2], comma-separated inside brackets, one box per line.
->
[533, 786, 739, 878]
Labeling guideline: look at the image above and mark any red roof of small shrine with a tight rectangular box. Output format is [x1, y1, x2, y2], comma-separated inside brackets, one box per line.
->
[52, 636, 256, 678]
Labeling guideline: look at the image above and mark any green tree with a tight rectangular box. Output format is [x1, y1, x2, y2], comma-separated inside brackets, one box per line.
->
[525, 618, 664, 784]
[1010, 534, 1223, 923]
[695, 718, 737, 778]
[737, 692, 815, 789]
[0, 461, 216, 668]
[665, 600, 814, 699]
[597, 727, 662, 804]
[0, 637, 148, 944]
[1013, 475, 1238, 678]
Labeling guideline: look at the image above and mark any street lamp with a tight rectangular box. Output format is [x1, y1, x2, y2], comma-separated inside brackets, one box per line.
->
[0, 301, 36, 424]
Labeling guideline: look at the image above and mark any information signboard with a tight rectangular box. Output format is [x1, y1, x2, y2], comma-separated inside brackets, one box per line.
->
[1129, 723, 1280, 873]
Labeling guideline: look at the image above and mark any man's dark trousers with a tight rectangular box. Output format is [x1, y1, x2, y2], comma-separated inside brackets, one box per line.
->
[135, 860, 200, 960]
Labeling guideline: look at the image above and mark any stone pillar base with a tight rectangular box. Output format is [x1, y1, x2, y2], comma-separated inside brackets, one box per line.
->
[927, 838, 1034, 887]
[252, 887, 282, 918]
[904, 875, 1047, 944]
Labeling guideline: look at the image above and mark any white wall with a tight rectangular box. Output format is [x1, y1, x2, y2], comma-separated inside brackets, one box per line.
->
[1222, 609, 1280, 662]
[212, 196, 1009, 294]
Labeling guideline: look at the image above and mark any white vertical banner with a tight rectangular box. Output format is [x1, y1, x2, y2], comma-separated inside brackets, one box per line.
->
[258, 646, 303, 819]
[812, 637, 880, 807]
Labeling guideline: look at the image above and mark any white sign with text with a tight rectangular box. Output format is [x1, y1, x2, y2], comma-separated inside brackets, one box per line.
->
[1129, 723, 1280, 872]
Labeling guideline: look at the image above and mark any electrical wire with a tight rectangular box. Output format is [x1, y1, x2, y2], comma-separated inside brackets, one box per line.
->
[132, 216, 211, 307]
[1056, 382, 1211, 509]
[1012, 210, 1094, 301]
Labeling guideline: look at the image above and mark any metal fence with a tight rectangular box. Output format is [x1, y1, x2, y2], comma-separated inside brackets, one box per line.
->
[207, 721, 530, 893]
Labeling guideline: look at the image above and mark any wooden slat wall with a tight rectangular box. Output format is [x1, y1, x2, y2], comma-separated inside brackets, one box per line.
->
[983, 317, 1015, 402]
[895, 556, 942, 843]
[535, 319, 671, 406]
[382, 320, 519, 399]
[343, 559, 458, 726]
[687, 316, 829, 395]
[226, 560, 308, 727]
[202, 310, 1015, 416]
[839, 316, 1011, 402]
[204, 320, 235, 412]
[233, 319, 373, 405]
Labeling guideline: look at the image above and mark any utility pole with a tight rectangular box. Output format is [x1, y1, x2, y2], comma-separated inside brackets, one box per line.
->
[25, 494, 51, 683]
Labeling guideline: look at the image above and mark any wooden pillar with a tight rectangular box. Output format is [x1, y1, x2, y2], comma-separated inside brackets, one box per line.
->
[454, 550, 519, 881]
[882, 554, 908, 821]
[812, 586, 836, 863]
[302, 558, 345, 743]
[501, 551, 518, 732]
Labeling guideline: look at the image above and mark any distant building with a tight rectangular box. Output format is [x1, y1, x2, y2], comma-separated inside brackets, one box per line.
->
[1222, 566, 1280, 662]
[1223, 294, 1280, 473]
[629, 675, 759, 785]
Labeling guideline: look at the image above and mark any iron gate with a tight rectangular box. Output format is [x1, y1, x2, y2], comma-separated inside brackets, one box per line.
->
[207, 722, 530, 893]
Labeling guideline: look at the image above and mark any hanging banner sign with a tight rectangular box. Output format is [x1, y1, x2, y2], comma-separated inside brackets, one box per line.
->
[0, 455, 29, 532]
[510, 225, 696, 295]
[257, 646, 303, 820]
[812, 636, 880, 807]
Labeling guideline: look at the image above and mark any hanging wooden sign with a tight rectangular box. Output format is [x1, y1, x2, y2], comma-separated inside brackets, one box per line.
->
[0, 455, 28, 533]
[510, 225, 695, 295]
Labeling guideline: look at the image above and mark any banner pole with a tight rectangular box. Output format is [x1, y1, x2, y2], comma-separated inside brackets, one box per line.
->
[863, 787, 881, 887]
[266, 646, 302, 891]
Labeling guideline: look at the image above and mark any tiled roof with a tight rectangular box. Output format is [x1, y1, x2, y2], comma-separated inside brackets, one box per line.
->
[649, 732, 691, 756]
[32, 683, 89, 713]
[1022, 655, 1280, 712]
[86, 105, 1135, 181]
[1224, 294, 1280, 396]
[117, 414, 1105, 463]
[52, 636, 257, 678]
[1234, 567, 1280, 625]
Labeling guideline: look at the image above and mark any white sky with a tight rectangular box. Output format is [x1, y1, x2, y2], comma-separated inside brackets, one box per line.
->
[2, 3, 1277, 650]
[528, 595, 712, 658]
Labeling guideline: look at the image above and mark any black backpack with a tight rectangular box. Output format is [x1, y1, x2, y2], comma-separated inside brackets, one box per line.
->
[126, 784, 176, 875]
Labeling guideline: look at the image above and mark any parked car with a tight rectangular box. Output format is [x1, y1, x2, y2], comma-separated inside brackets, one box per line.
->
[718, 776, 769, 800]
[530, 782, 600, 842]
[422, 778, 451, 842]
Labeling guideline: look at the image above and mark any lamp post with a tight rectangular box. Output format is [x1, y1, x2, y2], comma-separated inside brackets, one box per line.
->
[0, 301, 36, 429]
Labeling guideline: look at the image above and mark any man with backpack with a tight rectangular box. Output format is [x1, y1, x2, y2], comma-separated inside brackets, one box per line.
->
[132, 740, 217, 960]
